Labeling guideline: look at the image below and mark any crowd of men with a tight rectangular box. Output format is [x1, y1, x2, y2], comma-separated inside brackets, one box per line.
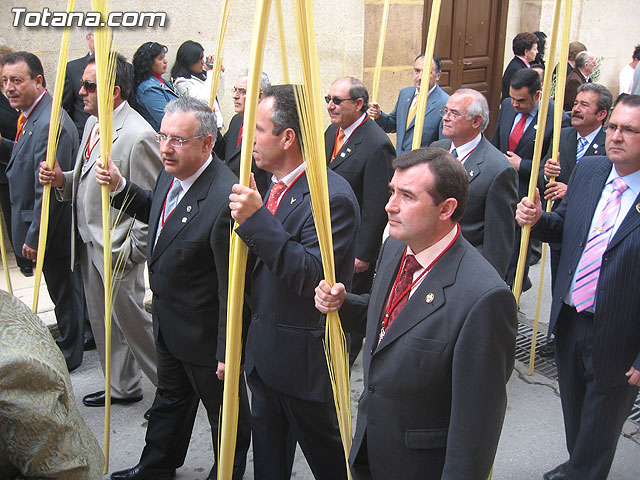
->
[0, 27, 639, 480]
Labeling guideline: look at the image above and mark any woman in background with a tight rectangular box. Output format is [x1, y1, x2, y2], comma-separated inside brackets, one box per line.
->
[171, 40, 225, 130]
[132, 42, 178, 131]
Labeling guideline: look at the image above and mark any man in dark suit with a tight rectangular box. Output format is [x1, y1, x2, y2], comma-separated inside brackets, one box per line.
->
[62, 30, 94, 139]
[516, 94, 640, 480]
[229, 85, 359, 480]
[563, 51, 595, 111]
[97, 96, 250, 480]
[325, 77, 394, 293]
[325, 76, 395, 364]
[213, 69, 270, 196]
[368, 55, 449, 155]
[432, 88, 518, 278]
[0, 49, 33, 277]
[0, 51, 82, 371]
[501, 32, 539, 101]
[491, 67, 570, 288]
[315, 147, 517, 480]
[542, 83, 612, 285]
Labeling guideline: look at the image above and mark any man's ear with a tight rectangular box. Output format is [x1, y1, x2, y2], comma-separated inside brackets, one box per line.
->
[439, 197, 458, 221]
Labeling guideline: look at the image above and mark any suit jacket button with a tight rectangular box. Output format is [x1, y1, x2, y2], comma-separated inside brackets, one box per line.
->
[368, 385, 375, 394]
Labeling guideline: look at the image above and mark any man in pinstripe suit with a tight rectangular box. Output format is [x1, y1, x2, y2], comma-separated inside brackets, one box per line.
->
[516, 95, 640, 480]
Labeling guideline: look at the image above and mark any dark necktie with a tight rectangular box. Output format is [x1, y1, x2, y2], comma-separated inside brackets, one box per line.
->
[379, 254, 422, 343]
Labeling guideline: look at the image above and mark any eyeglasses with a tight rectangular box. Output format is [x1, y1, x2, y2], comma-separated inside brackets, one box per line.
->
[439, 108, 464, 119]
[232, 87, 247, 96]
[607, 123, 640, 137]
[324, 95, 356, 105]
[155, 133, 206, 147]
[80, 80, 97, 93]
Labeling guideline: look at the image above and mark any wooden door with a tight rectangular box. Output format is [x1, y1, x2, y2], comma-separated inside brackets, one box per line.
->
[423, 0, 509, 134]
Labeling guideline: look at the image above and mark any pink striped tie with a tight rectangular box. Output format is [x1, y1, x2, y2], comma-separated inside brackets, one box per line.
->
[572, 177, 628, 312]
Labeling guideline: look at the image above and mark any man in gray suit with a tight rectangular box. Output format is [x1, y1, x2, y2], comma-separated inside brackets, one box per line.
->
[368, 55, 449, 155]
[39, 54, 160, 405]
[0, 51, 82, 371]
[316, 147, 517, 479]
[432, 89, 518, 278]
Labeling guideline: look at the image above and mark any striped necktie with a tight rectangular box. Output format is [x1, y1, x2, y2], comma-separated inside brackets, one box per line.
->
[576, 136, 588, 162]
[572, 177, 628, 312]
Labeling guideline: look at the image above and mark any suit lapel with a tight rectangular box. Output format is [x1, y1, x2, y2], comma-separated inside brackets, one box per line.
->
[273, 171, 309, 224]
[579, 161, 612, 242]
[9, 94, 51, 165]
[366, 240, 405, 343]
[586, 128, 606, 156]
[328, 119, 368, 170]
[150, 165, 213, 263]
[463, 138, 487, 184]
[607, 191, 640, 251]
[374, 237, 463, 355]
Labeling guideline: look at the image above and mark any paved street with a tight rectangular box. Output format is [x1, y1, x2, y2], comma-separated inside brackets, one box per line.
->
[1, 245, 639, 479]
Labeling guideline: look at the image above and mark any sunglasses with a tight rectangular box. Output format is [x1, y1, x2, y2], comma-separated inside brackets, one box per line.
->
[324, 95, 356, 105]
[80, 79, 97, 93]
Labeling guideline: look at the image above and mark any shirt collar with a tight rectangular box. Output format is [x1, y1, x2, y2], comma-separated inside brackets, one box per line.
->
[342, 112, 367, 142]
[23, 90, 47, 118]
[577, 125, 602, 145]
[451, 133, 482, 163]
[517, 55, 530, 67]
[408, 224, 459, 271]
[610, 165, 640, 199]
[179, 154, 213, 195]
[271, 161, 307, 186]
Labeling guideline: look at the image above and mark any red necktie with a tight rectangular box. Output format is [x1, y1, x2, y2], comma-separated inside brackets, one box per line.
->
[330, 129, 345, 162]
[508, 113, 529, 152]
[15, 113, 26, 143]
[266, 182, 287, 214]
[237, 122, 243, 147]
[380, 254, 422, 342]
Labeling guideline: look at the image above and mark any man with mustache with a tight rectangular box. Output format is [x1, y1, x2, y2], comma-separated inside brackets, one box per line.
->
[541, 83, 612, 286]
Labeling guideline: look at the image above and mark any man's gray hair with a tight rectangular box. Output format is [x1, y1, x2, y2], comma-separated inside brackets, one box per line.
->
[164, 96, 217, 141]
[239, 70, 271, 91]
[456, 88, 490, 132]
[575, 51, 593, 69]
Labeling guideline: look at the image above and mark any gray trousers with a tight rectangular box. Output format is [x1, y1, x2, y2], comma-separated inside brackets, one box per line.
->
[79, 242, 158, 397]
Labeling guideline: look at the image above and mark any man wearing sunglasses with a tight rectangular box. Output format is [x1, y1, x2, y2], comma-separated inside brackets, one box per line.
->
[62, 29, 136, 140]
[39, 54, 162, 408]
[0, 51, 82, 372]
[324, 76, 395, 365]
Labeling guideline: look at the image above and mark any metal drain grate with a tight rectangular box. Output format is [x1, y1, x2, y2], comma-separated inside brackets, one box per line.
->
[516, 322, 640, 427]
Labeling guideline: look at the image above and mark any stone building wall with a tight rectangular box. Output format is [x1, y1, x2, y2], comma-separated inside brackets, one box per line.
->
[0, 0, 364, 128]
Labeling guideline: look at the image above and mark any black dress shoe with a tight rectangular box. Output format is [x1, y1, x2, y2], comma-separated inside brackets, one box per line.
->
[83, 337, 96, 351]
[82, 390, 143, 407]
[144, 408, 151, 421]
[20, 265, 33, 277]
[543, 461, 569, 480]
[110, 464, 175, 480]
